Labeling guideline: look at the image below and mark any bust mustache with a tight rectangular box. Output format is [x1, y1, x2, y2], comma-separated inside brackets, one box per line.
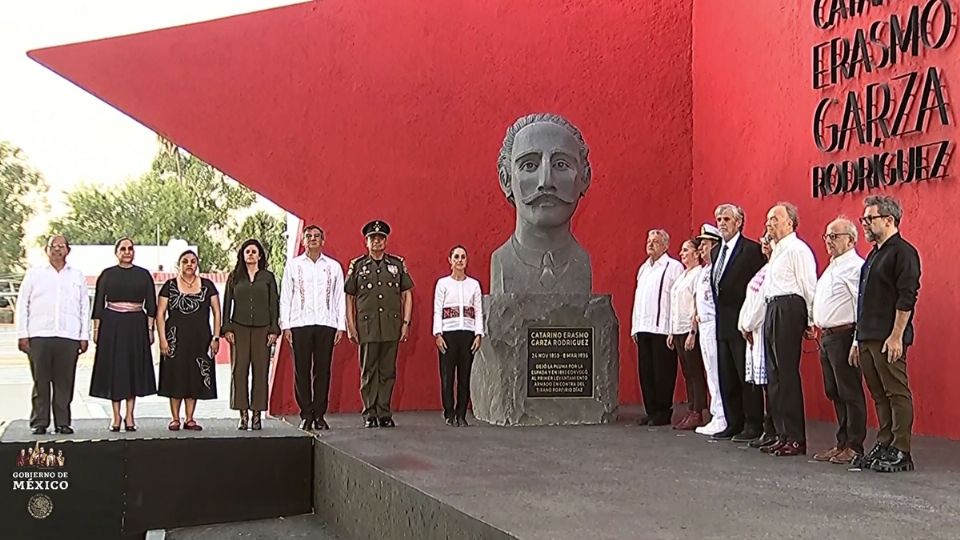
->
[490, 113, 593, 294]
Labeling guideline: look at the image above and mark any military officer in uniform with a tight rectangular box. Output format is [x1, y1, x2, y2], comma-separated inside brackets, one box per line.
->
[345, 220, 414, 428]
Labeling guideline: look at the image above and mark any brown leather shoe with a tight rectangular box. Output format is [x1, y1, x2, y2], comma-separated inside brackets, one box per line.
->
[674, 412, 703, 431]
[813, 446, 842, 462]
[829, 447, 858, 464]
[772, 440, 807, 457]
[760, 438, 786, 454]
[672, 411, 693, 429]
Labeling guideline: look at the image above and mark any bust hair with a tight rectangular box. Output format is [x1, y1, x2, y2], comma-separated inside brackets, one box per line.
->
[496, 113, 592, 205]
[864, 195, 903, 226]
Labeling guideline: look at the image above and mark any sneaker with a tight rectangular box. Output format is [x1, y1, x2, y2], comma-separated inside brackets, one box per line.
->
[695, 417, 727, 436]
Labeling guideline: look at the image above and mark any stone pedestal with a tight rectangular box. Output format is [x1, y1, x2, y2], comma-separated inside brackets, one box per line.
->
[471, 293, 619, 426]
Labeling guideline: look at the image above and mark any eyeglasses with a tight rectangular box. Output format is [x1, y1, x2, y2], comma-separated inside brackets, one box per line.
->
[822, 233, 853, 241]
[304, 234, 323, 239]
[859, 215, 887, 225]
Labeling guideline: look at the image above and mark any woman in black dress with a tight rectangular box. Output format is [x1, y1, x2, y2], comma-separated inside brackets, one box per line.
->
[157, 250, 221, 431]
[90, 238, 158, 432]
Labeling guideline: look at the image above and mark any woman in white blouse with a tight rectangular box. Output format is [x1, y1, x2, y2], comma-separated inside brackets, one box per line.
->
[667, 239, 707, 430]
[433, 245, 484, 426]
[738, 234, 778, 448]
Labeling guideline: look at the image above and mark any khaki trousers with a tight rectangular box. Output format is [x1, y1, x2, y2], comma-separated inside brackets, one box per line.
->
[230, 325, 271, 411]
[859, 340, 913, 452]
[359, 341, 399, 420]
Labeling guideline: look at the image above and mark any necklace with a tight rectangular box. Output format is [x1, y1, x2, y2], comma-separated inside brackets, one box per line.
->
[180, 274, 198, 287]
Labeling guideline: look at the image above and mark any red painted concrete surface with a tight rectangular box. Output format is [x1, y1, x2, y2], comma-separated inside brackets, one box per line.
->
[28, 0, 959, 437]
[28, 0, 694, 417]
[693, 0, 958, 438]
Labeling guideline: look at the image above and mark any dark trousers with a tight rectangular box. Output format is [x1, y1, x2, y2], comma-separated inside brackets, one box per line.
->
[717, 335, 763, 433]
[439, 330, 475, 419]
[762, 386, 777, 435]
[763, 295, 808, 443]
[819, 329, 867, 453]
[230, 324, 271, 411]
[672, 333, 707, 412]
[636, 332, 677, 421]
[291, 325, 336, 420]
[360, 340, 399, 420]
[28, 337, 80, 429]
[860, 340, 913, 452]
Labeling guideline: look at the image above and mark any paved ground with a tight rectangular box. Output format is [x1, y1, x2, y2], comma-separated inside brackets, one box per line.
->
[316, 411, 960, 540]
[0, 325, 238, 425]
[167, 515, 341, 540]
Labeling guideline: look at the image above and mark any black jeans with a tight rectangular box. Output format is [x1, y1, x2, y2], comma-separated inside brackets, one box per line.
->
[438, 330, 476, 419]
[291, 325, 336, 420]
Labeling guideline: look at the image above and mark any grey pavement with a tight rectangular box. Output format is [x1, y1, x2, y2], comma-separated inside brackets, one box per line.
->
[316, 410, 960, 540]
[167, 515, 341, 540]
[0, 325, 239, 425]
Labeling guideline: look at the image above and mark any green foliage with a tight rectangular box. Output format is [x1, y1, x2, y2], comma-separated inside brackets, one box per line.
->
[231, 210, 287, 280]
[0, 142, 48, 275]
[50, 143, 256, 271]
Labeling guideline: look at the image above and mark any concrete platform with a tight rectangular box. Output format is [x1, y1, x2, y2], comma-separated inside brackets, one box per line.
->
[168, 514, 341, 540]
[310, 409, 960, 540]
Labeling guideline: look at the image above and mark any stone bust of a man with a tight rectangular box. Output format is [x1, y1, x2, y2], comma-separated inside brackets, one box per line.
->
[490, 113, 592, 294]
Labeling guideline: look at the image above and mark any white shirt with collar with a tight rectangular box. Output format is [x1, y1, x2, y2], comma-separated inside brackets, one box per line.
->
[16, 263, 90, 340]
[813, 248, 864, 329]
[631, 254, 684, 335]
[279, 253, 346, 331]
[713, 231, 741, 284]
[762, 232, 818, 325]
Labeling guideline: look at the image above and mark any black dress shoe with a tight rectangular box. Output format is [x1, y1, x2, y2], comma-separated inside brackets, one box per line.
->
[731, 428, 762, 443]
[32, 426, 47, 435]
[760, 438, 787, 454]
[379, 417, 395, 428]
[635, 415, 650, 426]
[365, 418, 379, 428]
[748, 432, 779, 448]
[314, 417, 330, 430]
[711, 428, 738, 440]
[298, 419, 312, 430]
[649, 414, 673, 427]
[457, 416, 468, 427]
[872, 448, 914, 473]
[54, 426, 74, 435]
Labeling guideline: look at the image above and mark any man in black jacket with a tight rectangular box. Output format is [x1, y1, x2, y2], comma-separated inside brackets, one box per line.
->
[710, 204, 766, 441]
[850, 195, 921, 473]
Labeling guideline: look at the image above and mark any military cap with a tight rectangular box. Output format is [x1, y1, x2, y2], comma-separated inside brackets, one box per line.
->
[696, 223, 722, 243]
[362, 220, 391, 238]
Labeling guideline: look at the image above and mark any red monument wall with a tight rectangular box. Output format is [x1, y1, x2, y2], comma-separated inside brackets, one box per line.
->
[692, 0, 958, 437]
[30, 0, 959, 438]
[29, 1, 694, 414]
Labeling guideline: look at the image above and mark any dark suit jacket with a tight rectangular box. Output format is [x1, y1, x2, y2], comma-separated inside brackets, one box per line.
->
[711, 236, 765, 340]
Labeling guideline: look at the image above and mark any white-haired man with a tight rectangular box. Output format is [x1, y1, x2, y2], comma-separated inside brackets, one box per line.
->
[631, 229, 683, 426]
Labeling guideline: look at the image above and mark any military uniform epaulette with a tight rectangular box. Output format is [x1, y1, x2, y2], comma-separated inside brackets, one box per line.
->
[347, 255, 367, 275]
